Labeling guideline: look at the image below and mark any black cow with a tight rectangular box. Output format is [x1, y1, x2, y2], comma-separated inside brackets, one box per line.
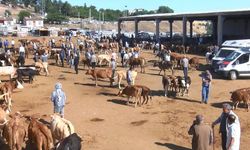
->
[17, 68, 39, 84]
[56, 133, 82, 150]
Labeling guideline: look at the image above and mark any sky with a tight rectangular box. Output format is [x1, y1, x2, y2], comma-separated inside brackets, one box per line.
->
[64, 0, 250, 13]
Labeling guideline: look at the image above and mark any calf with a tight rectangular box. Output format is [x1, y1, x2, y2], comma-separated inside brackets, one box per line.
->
[85, 69, 114, 86]
[134, 85, 152, 105]
[117, 70, 137, 89]
[153, 61, 173, 75]
[177, 76, 192, 96]
[162, 74, 172, 97]
[50, 114, 75, 144]
[55, 133, 82, 150]
[189, 57, 200, 70]
[128, 57, 146, 73]
[27, 117, 54, 150]
[118, 85, 142, 107]
[2, 112, 26, 150]
[17, 68, 40, 84]
[230, 88, 250, 111]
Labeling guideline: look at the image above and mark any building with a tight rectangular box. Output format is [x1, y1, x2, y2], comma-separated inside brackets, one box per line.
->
[0, 17, 16, 26]
[23, 17, 44, 29]
[118, 9, 250, 46]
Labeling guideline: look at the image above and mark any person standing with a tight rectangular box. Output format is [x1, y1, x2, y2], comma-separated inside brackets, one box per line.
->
[212, 103, 240, 150]
[11, 39, 15, 49]
[126, 67, 133, 86]
[4, 39, 9, 51]
[33, 42, 38, 52]
[74, 49, 80, 74]
[90, 52, 97, 69]
[201, 70, 212, 104]
[51, 83, 66, 118]
[60, 48, 65, 67]
[0, 38, 2, 48]
[188, 115, 213, 150]
[182, 55, 189, 83]
[226, 114, 241, 150]
[111, 58, 116, 86]
[120, 47, 126, 66]
[41, 52, 49, 76]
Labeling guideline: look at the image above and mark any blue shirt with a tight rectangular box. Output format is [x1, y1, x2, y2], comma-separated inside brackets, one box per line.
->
[51, 83, 66, 107]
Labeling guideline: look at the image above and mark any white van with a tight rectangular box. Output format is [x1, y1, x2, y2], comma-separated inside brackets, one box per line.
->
[211, 39, 250, 71]
[218, 48, 250, 80]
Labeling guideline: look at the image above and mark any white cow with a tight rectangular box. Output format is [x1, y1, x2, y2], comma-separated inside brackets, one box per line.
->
[117, 70, 137, 89]
[97, 54, 111, 66]
[50, 114, 75, 144]
[0, 66, 16, 81]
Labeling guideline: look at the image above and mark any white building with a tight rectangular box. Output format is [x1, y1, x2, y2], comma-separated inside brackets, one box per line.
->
[23, 17, 44, 29]
[0, 17, 16, 26]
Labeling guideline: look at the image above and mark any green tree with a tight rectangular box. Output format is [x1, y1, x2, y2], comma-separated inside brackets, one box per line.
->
[18, 10, 31, 23]
[46, 12, 69, 24]
[157, 6, 174, 13]
[5, 10, 12, 17]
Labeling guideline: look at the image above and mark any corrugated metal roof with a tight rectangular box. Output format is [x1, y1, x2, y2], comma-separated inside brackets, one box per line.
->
[119, 8, 250, 21]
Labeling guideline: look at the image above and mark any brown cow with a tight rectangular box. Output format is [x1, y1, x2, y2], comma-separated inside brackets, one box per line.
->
[2, 112, 26, 150]
[86, 69, 114, 86]
[0, 103, 9, 127]
[134, 85, 152, 105]
[189, 57, 200, 70]
[128, 57, 146, 73]
[118, 85, 142, 107]
[153, 61, 174, 75]
[230, 88, 250, 111]
[27, 117, 54, 150]
[162, 74, 173, 97]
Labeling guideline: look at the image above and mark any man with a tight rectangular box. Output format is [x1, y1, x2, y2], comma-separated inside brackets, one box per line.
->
[111, 58, 116, 86]
[120, 47, 126, 65]
[74, 49, 80, 74]
[111, 50, 117, 62]
[188, 115, 213, 150]
[4, 39, 9, 51]
[182, 55, 189, 83]
[90, 52, 97, 69]
[226, 114, 241, 150]
[11, 39, 15, 49]
[212, 103, 240, 150]
[60, 48, 65, 67]
[0, 38, 2, 48]
[41, 52, 49, 76]
[126, 67, 133, 85]
[201, 70, 212, 104]
[33, 42, 38, 52]
[51, 83, 66, 118]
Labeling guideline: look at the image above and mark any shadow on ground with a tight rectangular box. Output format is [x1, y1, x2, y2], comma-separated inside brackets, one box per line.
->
[155, 142, 191, 150]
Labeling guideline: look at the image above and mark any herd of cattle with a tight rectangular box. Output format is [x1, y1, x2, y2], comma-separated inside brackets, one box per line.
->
[0, 35, 249, 150]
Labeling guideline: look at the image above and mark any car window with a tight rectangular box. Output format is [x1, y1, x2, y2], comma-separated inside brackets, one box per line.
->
[224, 52, 241, 61]
[235, 54, 249, 64]
[217, 50, 234, 57]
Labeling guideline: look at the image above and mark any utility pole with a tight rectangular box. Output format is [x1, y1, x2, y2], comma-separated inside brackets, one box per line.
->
[89, 8, 92, 22]
[102, 11, 104, 23]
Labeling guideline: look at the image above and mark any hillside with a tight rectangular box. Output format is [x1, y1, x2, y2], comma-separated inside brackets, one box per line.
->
[0, 4, 34, 17]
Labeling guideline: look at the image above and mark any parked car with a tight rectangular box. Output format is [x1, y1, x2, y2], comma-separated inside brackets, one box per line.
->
[212, 39, 250, 71]
[218, 48, 250, 80]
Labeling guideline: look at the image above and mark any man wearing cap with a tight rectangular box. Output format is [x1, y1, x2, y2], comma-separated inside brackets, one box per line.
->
[188, 115, 213, 150]
[182, 55, 189, 84]
[212, 103, 240, 150]
[226, 114, 241, 150]
[51, 83, 66, 118]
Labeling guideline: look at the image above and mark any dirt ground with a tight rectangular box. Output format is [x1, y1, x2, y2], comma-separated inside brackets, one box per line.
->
[1, 37, 250, 150]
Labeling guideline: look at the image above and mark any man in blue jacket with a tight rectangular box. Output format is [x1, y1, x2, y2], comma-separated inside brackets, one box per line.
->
[51, 83, 66, 117]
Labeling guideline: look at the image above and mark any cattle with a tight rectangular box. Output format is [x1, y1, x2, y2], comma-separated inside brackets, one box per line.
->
[153, 61, 174, 75]
[81, 58, 90, 69]
[116, 70, 137, 89]
[134, 85, 152, 105]
[0, 79, 24, 113]
[17, 68, 40, 84]
[2, 112, 26, 150]
[230, 88, 250, 111]
[85, 69, 114, 86]
[97, 54, 111, 66]
[170, 53, 184, 69]
[162, 74, 173, 97]
[128, 57, 146, 73]
[50, 114, 75, 144]
[0, 103, 9, 127]
[27, 117, 54, 150]
[34, 61, 49, 76]
[55, 133, 82, 150]
[176, 76, 192, 96]
[0, 66, 16, 81]
[118, 85, 142, 107]
[189, 57, 200, 69]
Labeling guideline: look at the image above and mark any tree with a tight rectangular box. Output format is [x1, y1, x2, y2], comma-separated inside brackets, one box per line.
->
[18, 10, 31, 23]
[46, 12, 69, 24]
[5, 10, 12, 17]
[157, 6, 174, 13]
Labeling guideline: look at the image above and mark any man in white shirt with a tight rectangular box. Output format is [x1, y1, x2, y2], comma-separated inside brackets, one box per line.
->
[226, 114, 240, 150]
[11, 39, 15, 48]
[111, 51, 117, 62]
[19, 44, 25, 55]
